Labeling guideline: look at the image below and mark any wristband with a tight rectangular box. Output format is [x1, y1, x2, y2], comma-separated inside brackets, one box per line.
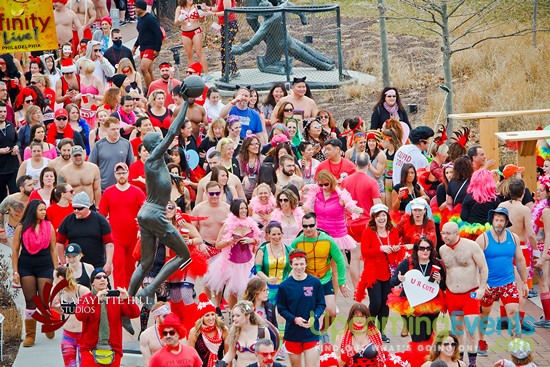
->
[0, 229, 5, 233]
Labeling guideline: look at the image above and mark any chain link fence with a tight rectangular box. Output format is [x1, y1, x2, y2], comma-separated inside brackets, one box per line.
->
[216, 3, 350, 90]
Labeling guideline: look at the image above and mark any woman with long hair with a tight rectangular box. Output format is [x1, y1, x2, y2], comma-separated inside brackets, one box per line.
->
[285, 117, 302, 151]
[387, 237, 445, 346]
[168, 162, 191, 213]
[274, 101, 295, 126]
[79, 59, 105, 129]
[41, 53, 62, 87]
[210, 166, 238, 205]
[116, 58, 143, 91]
[217, 137, 241, 178]
[461, 168, 500, 225]
[12, 200, 57, 347]
[169, 146, 199, 201]
[435, 163, 454, 211]
[271, 188, 304, 246]
[28, 167, 57, 207]
[29, 73, 55, 111]
[255, 221, 291, 303]
[52, 265, 91, 367]
[381, 128, 401, 206]
[355, 204, 403, 342]
[175, 0, 208, 75]
[17, 141, 50, 189]
[370, 87, 410, 131]
[366, 132, 387, 196]
[88, 108, 110, 148]
[425, 143, 449, 198]
[21, 105, 44, 150]
[396, 198, 437, 248]
[204, 87, 225, 120]
[187, 294, 229, 367]
[100, 87, 121, 115]
[205, 199, 261, 309]
[249, 183, 276, 232]
[302, 117, 329, 161]
[421, 333, 466, 367]
[47, 183, 75, 233]
[257, 162, 279, 194]
[534, 176, 550, 328]
[198, 117, 226, 168]
[335, 302, 408, 367]
[238, 135, 264, 200]
[392, 163, 429, 213]
[243, 277, 278, 327]
[262, 83, 287, 131]
[217, 301, 275, 367]
[147, 90, 173, 136]
[23, 123, 57, 160]
[298, 141, 320, 185]
[66, 103, 91, 154]
[24, 56, 44, 86]
[178, 118, 199, 154]
[341, 116, 365, 149]
[14, 87, 37, 128]
[0, 54, 26, 104]
[344, 132, 367, 164]
[446, 156, 473, 212]
[129, 116, 156, 157]
[317, 109, 342, 144]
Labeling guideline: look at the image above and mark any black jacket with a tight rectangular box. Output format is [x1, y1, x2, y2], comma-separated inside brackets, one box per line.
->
[104, 45, 136, 69]
[134, 13, 163, 52]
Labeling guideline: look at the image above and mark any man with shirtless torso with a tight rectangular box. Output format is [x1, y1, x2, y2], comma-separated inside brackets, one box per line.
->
[195, 151, 246, 203]
[140, 302, 170, 367]
[91, 0, 109, 23]
[0, 176, 34, 248]
[48, 139, 74, 174]
[69, 0, 96, 40]
[277, 154, 303, 189]
[186, 98, 208, 139]
[53, 0, 83, 48]
[59, 146, 101, 207]
[439, 222, 488, 367]
[495, 179, 537, 331]
[271, 77, 318, 122]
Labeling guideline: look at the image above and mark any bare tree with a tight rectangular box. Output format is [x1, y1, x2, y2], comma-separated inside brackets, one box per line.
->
[533, 0, 538, 48]
[378, 0, 391, 87]
[387, 0, 533, 134]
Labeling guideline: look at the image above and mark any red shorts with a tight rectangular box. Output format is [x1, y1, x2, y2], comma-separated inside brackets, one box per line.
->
[284, 340, 319, 354]
[446, 289, 480, 316]
[480, 282, 520, 307]
[347, 224, 365, 243]
[181, 27, 202, 40]
[140, 49, 156, 60]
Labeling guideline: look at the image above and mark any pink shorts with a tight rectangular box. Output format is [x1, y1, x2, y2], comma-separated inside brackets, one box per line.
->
[181, 28, 202, 40]
[480, 282, 520, 307]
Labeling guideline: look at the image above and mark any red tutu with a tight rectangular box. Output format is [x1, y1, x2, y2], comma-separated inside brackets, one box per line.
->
[167, 246, 208, 282]
[386, 287, 446, 316]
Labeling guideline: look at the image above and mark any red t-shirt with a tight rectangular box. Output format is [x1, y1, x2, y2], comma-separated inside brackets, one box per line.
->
[147, 78, 182, 108]
[130, 136, 143, 157]
[46, 203, 74, 232]
[315, 157, 357, 182]
[98, 185, 145, 245]
[43, 87, 56, 110]
[128, 159, 147, 194]
[149, 346, 202, 367]
[341, 171, 381, 226]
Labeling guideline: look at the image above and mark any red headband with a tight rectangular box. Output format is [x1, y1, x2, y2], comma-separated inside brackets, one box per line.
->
[339, 117, 363, 137]
[289, 252, 307, 261]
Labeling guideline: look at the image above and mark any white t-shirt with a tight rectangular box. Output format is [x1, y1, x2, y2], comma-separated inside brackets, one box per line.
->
[392, 144, 428, 183]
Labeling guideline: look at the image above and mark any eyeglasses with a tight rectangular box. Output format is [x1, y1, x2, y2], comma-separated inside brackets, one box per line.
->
[186, 71, 196, 75]
[94, 275, 108, 279]
[208, 191, 221, 196]
[64, 190, 75, 194]
[386, 95, 397, 98]
[320, 115, 329, 119]
[440, 231, 457, 236]
[162, 330, 176, 336]
[418, 246, 432, 252]
[25, 99, 34, 103]
[283, 108, 293, 112]
[73, 206, 86, 211]
[278, 198, 289, 202]
[115, 171, 128, 175]
[56, 117, 67, 121]
[442, 342, 457, 347]
[258, 352, 277, 358]
[302, 223, 316, 228]
[318, 183, 329, 187]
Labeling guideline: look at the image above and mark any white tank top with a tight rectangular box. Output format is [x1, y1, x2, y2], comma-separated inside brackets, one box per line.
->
[25, 158, 50, 189]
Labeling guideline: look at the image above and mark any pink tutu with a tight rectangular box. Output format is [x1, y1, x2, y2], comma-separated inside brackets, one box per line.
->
[204, 251, 255, 298]
[334, 234, 357, 250]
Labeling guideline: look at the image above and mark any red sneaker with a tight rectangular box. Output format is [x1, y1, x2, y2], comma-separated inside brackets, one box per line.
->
[477, 340, 488, 356]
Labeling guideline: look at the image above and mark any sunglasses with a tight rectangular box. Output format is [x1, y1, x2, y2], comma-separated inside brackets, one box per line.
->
[258, 352, 277, 358]
[320, 115, 329, 119]
[278, 198, 289, 202]
[93, 49, 102, 53]
[442, 342, 457, 347]
[56, 117, 67, 121]
[133, 98, 140, 101]
[186, 71, 196, 75]
[64, 189, 75, 194]
[162, 330, 176, 336]
[302, 223, 316, 228]
[94, 275, 108, 279]
[418, 246, 432, 252]
[386, 95, 397, 98]
[112, 37, 122, 41]
[25, 99, 34, 103]
[73, 206, 86, 211]
[63, 72, 74, 75]
[283, 108, 293, 112]
[208, 191, 221, 196]
[318, 183, 329, 187]
[29, 81, 37, 85]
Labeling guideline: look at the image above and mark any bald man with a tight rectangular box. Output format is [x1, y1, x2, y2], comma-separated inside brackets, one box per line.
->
[439, 222, 488, 367]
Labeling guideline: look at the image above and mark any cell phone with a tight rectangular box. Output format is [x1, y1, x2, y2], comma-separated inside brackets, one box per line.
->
[106, 290, 120, 297]
[284, 82, 290, 91]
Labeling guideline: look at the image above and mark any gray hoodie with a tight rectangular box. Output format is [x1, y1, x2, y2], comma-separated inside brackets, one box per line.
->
[75, 40, 115, 82]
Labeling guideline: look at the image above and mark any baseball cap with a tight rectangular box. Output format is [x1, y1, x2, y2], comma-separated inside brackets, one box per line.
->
[71, 146, 84, 156]
[508, 338, 531, 359]
[502, 164, 525, 179]
[114, 162, 129, 171]
[409, 126, 434, 144]
[54, 109, 68, 119]
[65, 243, 82, 256]
[370, 204, 389, 216]
[323, 138, 342, 149]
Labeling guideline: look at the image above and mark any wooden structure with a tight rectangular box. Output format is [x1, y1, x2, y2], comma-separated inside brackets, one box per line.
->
[448, 109, 550, 189]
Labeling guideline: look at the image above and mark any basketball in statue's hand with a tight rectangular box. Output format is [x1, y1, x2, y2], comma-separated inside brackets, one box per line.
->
[181, 75, 205, 98]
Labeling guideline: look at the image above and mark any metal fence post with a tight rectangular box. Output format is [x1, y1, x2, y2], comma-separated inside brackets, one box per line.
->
[223, 11, 230, 82]
[336, 6, 343, 81]
[282, 9, 291, 82]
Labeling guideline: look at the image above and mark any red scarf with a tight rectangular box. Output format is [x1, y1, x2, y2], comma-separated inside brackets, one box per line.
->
[46, 122, 75, 145]
[200, 325, 222, 367]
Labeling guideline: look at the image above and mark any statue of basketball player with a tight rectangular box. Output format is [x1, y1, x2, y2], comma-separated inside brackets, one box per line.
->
[232, 0, 335, 74]
[128, 75, 205, 305]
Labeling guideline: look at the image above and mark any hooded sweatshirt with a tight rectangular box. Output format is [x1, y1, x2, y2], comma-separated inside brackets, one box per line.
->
[76, 41, 115, 82]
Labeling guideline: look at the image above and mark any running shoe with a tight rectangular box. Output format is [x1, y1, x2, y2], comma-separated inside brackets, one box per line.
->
[381, 334, 390, 343]
[477, 340, 488, 356]
[528, 290, 538, 298]
[534, 319, 550, 328]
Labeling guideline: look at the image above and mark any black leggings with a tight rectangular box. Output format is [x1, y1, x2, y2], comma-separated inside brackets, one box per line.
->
[0, 171, 17, 202]
[403, 313, 439, 342]
[367, 280, 391, 333]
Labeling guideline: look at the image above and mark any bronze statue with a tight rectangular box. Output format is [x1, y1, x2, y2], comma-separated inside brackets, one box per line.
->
[128, 75, 205, 305]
